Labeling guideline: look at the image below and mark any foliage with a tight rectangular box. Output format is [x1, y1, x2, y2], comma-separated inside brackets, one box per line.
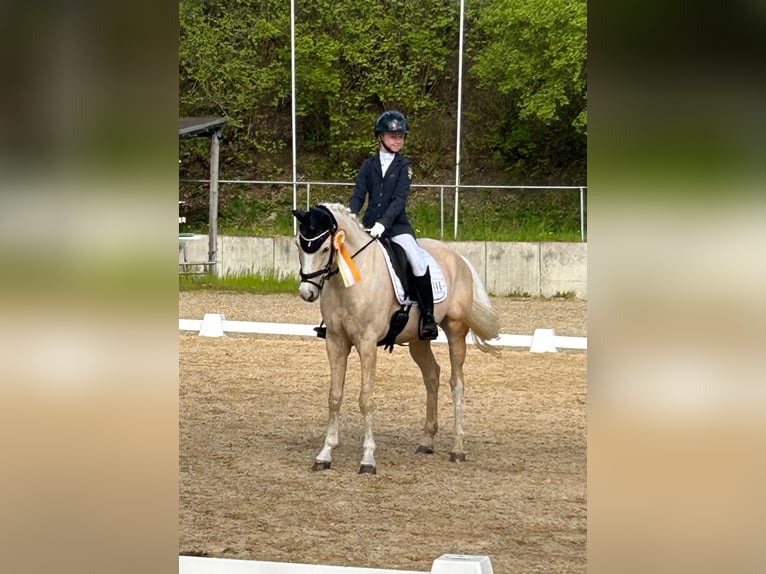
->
[466, 0, 587, 182]
[179, 0, 293, 177]
[178, 0, 587, 224]
[294, 0, 458, 180]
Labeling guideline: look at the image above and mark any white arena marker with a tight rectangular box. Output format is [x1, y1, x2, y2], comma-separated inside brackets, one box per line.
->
[199, 313, 226, 337]
[529, 327, 557, 353]
[430, 554, 494, 574]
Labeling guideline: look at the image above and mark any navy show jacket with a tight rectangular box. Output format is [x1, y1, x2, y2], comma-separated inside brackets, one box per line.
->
[349, 152, 416, 238]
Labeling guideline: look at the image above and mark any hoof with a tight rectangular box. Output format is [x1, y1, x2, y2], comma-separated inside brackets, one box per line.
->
[312, 460, 332, 471]
[358, 464, 377, 475]
[415, 445, 434, 455]
[449, 452, 467, 463]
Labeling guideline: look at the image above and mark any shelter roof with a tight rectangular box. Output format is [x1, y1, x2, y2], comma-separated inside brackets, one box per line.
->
[179, 117, 227, 139]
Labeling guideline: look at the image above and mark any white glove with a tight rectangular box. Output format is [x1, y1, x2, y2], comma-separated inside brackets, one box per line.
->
[369, 222, 385, 238]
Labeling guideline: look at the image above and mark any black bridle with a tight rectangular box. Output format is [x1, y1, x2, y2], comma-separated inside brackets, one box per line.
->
[298, 228, 335, 291]
[298, 229, 376, 292]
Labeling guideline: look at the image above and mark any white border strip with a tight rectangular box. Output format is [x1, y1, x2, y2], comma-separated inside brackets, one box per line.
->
[179, 315, 586, 352]
[180, 554, 493, 574]
[179, 556, 421, 574]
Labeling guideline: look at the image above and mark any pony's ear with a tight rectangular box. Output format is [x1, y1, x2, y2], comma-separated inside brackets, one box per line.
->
[292, 209, 307, 222]
[317, 210, 333, 228]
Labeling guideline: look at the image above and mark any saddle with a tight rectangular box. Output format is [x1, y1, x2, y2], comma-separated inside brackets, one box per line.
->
[314, 238, 416, 353]
[379, 237, 418, 299]
[373, 238, 416, 352]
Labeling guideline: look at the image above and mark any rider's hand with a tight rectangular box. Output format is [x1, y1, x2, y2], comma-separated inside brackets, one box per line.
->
[369, 222, 385, 238]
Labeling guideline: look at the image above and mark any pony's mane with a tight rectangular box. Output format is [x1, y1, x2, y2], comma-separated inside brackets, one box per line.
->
[319, 202, 366, 232]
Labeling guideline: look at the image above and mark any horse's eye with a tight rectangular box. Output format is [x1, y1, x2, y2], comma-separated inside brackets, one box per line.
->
[321, 246, 330, 254]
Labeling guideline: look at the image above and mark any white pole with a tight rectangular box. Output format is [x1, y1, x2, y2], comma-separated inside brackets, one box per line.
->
[454, 0, 466, 239]
[291, 0, 298, 236]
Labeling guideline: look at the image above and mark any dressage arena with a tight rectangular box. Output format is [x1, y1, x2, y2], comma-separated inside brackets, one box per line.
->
[179, 293, 587, 574]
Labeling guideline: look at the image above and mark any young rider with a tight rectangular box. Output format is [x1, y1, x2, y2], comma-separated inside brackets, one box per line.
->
[349, 110, 438, 340]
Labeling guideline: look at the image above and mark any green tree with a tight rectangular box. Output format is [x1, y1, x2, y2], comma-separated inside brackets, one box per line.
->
[295, 0, 458, 179]
[179, 0, 292, 177]
[178, 0, 587, 186]
[466, 0, 587, 183]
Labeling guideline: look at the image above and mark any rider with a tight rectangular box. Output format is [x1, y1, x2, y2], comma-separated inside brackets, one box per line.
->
[349, 110, 438, 340]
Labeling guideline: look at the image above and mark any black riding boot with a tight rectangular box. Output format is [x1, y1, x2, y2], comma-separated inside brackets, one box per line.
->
[414, 267, 438, 340]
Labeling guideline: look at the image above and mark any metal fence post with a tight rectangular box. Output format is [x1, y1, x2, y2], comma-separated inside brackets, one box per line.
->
[208, 129, 221, 275]
[440, 186, 445, 239]
[453, 186, 460, 239]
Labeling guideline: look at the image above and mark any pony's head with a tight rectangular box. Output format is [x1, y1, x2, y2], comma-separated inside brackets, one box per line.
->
[292, 205, 338, 302]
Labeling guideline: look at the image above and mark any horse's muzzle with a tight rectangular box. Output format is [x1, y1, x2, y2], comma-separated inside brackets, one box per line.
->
[299, 283, 319, 302]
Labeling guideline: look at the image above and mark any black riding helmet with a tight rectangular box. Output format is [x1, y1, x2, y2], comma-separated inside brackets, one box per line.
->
[374, 110, 409, 137]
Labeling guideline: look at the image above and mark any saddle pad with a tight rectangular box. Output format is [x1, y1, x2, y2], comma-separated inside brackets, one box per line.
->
[377, 242, 448, 305]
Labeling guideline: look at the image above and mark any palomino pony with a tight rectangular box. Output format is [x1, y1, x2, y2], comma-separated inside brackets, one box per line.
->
[292, 203, 500, 474]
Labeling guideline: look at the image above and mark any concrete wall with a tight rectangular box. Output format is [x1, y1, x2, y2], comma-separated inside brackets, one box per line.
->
[450, 241, 587, 298]
[180, 235, 587, 299]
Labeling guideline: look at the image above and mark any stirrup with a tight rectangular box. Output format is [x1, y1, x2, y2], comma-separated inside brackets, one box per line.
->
[419, 317, 438, 340]
[314, 321, 327, 339]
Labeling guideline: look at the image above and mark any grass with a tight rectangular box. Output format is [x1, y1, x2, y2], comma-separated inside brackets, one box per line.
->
[177, 271, 582, 299]
[179, 270, 300, 293]
[178, 272, 576, 298]
[179, 183, 586, 242]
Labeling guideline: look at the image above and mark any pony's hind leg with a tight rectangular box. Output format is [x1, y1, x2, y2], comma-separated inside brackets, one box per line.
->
[408, 340, 441, 454]
[314, 335, 351, 471]
[444, 320, 470, 462]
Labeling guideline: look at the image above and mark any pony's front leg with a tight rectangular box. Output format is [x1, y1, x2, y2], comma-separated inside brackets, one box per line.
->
[356, 338, 379, 474]
[313, 334, 351, 471]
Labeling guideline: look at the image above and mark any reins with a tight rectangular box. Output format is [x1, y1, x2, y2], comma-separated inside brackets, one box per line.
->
[325, 236, 376, 281]
[299, 226, 376, 291]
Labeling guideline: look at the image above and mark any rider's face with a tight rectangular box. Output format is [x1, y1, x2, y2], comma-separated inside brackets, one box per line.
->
[381, 132, 405, 151]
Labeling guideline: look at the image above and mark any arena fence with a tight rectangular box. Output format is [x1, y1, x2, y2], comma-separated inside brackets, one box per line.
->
[179, 314, 587, 352]
[179, 178, 588, 241]
[179, 553, 494, 574]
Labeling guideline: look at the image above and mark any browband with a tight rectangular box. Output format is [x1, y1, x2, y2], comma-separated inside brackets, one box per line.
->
[299, 229, 331, 253]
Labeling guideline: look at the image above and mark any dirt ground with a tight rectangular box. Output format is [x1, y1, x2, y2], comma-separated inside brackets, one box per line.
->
[179, 293, 587, 574]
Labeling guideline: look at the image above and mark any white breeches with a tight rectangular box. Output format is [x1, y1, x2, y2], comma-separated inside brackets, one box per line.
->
[391, 233, 427, 276]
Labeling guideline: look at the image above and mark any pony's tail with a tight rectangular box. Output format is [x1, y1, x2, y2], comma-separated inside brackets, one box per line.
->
[461, 256, 501, 356]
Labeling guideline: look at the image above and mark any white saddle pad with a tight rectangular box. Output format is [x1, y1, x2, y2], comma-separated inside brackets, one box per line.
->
[377, 242, 447, 305]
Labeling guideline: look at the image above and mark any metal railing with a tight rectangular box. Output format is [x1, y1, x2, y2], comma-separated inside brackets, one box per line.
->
[180, 179, 587, 241]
